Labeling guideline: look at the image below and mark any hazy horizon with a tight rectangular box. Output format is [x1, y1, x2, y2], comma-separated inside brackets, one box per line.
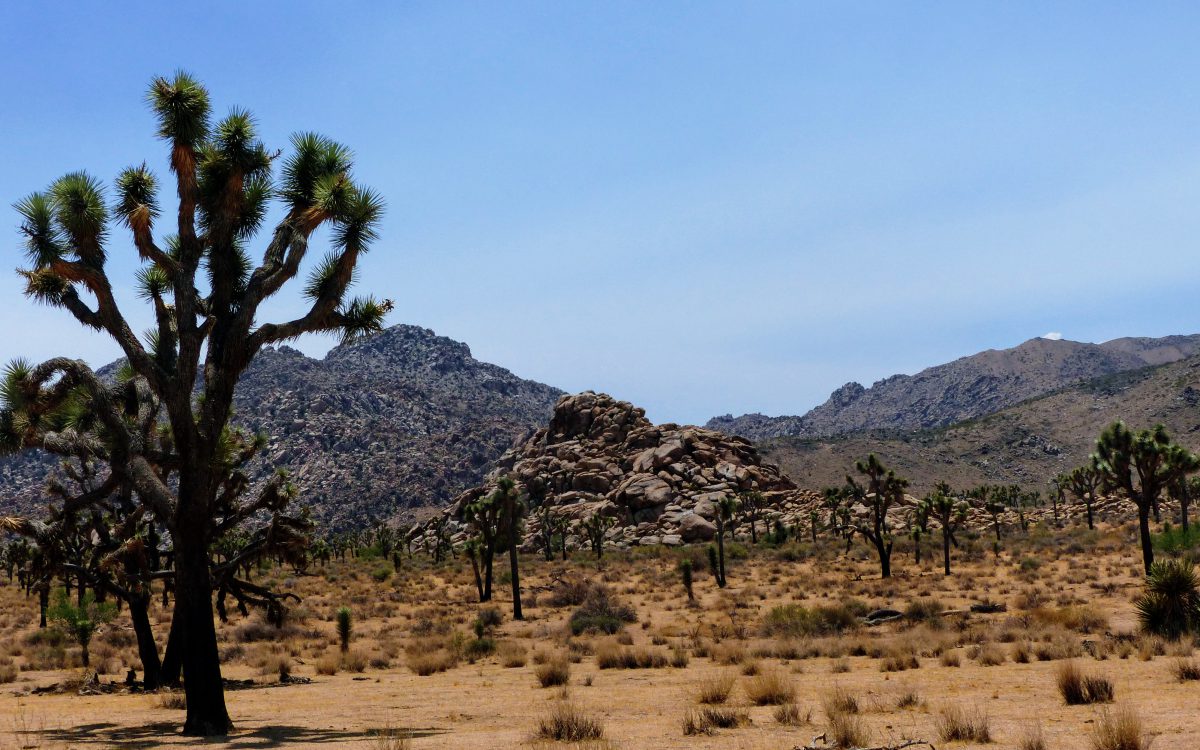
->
[3, 2, 1198, 424]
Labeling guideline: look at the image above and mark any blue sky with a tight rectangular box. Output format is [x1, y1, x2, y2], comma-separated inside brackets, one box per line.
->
[1, 2, 1198, 425]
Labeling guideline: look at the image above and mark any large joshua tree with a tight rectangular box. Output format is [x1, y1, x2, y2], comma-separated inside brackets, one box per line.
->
[5, 73, 389, 735]
[1092, 422, 1199, 575]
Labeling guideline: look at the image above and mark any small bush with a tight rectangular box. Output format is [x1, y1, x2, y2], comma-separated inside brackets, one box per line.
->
[315, 652, 340, 675]
[682, 706, 749, 735]
[975, 642, 1006, 666]
[1057, 662, 1114, 705]
[1018, 723, 1048, 750]
[595, 644, 667, 670]
[535, 658, 571, 688]
[1091, 705, 1150, 750]
[940, 650, 961, 667]
[936, 703, 992, 742]
[408, 650, 458, 676]
[695, 673, 735, 704]
[570, 586, 637, 635]
[762, 603, 858, 638]
[535, 702, 604, 742]
[498, 641, 528, 668]
[1172, 657, 1200, 681]
[1135, 558, 1200, 640]
[0, 659, 17, 684]
[774, 702, 808, 726]
[822, 686, 858, 716]
[827, 711, 869, 747]
[744, 669, 796, 705]
[342, 649, 368, 673]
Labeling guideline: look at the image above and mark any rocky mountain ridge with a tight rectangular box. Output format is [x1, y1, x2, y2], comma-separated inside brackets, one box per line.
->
[708, 334, 1200, 440]
[0, 325, 563, 530]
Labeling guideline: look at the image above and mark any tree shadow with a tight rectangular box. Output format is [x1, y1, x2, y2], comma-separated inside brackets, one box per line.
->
[36, 722, 445, 748]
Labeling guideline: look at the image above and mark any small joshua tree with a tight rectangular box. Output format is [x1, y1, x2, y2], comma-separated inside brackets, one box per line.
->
[844, 455, 907, 579]
[712, 496, 738, 588]
[336, 606, 352, 653]
[679, 559, 694, 601]
[1063, 464, 1103, 531]
[48, 588, 115, 669]
[1135, 558, 1200, 640]
[738, 490, 765, 545]
[926, 483, 968, 576]
[582, 512, 615, 560]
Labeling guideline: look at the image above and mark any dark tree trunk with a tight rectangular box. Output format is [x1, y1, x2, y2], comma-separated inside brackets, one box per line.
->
[1085, 497, 1095, 530]
[716, 520, 727, 588]
[38, 585, 48, 628]
[876, 538, 891, 579]
[508, 523, 522, 621]
[175, 535, 232, 736]
[160, 613, 183, 686]
[749, 517, 757, 545]
[942, 531, 952, 576]
[1138, 504, 1154, 576]
[482, 543, 493, 602]
[1182, 486, 1191, 533]
[129, 594, 162, 690]
[469, 554, 483, 602]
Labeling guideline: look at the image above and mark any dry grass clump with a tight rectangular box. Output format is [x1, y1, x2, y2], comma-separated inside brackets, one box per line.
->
[155, 691, 187, 710]
[407, 649, 459, 676]
[534, 701, 605, 742]
[681, 706, 750, 735]
[974, 642, 1007, 666]
[1090, 705, 1151, 750]
[821, 685, 859, 716]
[694, 673, 735, 704]
[315, 651, 340, 676]
[935, 703, 992, 742]
[744, 669, 796, 705]
[535, 657, 571, 687]
[370, 726, 413, 750]
[498, 641, 528, 668]
[1057, 661, 1115, 705]
[1171, 657, 1200, 681]
[1017, 723, 1048, 750]
[0, 657, 17, 684]
[827, 711, 869, 747]
[774, 702, 809, 726]
[594, 644, 667, 669]
[939, 649, 961, 667]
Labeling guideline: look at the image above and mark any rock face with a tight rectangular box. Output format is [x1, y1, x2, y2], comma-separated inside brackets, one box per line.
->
[0, 325, 563, 530]
[414, 391, 821, 551]
[708, 334, 1200, 441]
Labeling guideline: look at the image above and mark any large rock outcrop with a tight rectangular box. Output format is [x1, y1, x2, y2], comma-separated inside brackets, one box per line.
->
[415, 391, 821, 551]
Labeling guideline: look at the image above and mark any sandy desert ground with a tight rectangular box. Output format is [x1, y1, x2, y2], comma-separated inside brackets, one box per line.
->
[0, 523, 1196, 750]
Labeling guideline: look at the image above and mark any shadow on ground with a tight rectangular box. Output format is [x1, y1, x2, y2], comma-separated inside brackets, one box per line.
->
[35, 722, 445, 748]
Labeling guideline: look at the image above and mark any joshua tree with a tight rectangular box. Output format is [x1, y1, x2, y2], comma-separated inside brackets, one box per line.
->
[47, 587, 115, 669]
[737, 490, 765, 545]
[463, 490, 502, 602]
[1135, 558, 1200, 640]
[926, 482, 968, 576]
[1063, 464, 1103, 530]
[463, 537, 485, 601]
[844, 455, 908, 579]
[712, 495, 738, 588]
[1169, 475, 1200, 534]
[494, 477, 525, 621]
[4, 73, 388, 734]
[336, 606, 352, 653]
[910, 499, 930, 565]
[679, 558, 694, 600]
[1093, 422, 1200, 574]
[582, 511, 615, 560]
[969, 486, 1006, 543]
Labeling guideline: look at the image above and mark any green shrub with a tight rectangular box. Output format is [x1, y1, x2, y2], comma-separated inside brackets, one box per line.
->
[761, 603, 858, 637]
[569, 586, 636, 635]
[1135, 558, 1200, 640]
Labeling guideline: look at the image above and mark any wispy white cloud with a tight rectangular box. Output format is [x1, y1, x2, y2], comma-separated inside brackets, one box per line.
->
[1041, 331, 1064, 340]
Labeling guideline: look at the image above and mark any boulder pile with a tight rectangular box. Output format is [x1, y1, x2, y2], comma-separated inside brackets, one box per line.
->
[414, 391, 822, 552]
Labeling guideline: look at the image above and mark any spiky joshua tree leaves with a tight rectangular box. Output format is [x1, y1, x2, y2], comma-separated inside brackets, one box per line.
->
[1135, 558, 1200, 640]
[1092, 422, 1200, 575]
[5, 73, 389, 735]
[924, 482, 968, 576]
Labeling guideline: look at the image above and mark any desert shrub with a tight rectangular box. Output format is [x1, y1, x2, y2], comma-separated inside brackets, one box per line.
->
[474, 606, 504, 632]
[896, 688, 922, 709]
[342, 649, 368, 673]
[547, 576, 594, 607]
[535, 657, 571, 687]
[498, 641, 528, 668]
[1171, 657, 1200, 681]
[1017, 723, 1047, 750]
[669, 646, 690, 668]
[975, 642, 1006, 666]
[0, 658, 17, 684]
[534, 702, 604, 741]
[822, 686, 859, 716]
[905, 598, 945, 623]
[1090, 705, 1150, 750]
[696, 673, 735, 704]
[1135, 558, 1200, 640]
[156, 691, 187, 710]
[315, 652, 340, 675]
[336, 607, 353, 652]
[936, 703, 992, 742]
[744, 669, 796, 705]
[371, 565, 392, 582]
[761, 603, 858, 638]
[711, 642, 748, 665]
[827, 711, 869, 747]
[1057, 662, 1115, 705]
[682, 706, 749, 735]
[940, 650, 961, 667]
[594, 644, 667, 669]
[881, 650, 920, 672]
[370, 726, 412, 750]
[463, 637, 496, 662]
[407, 650, 458, 676]
[569, 586, 637, 635]
[774, 702, 808, 726]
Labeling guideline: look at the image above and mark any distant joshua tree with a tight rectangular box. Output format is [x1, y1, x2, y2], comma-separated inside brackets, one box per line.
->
[1063, 463, 1103, 531]
[844, 455, 908, 579]
[925, 482, 968, 576]
[582, 512, 615, 560]
[737, 490, 765, 545]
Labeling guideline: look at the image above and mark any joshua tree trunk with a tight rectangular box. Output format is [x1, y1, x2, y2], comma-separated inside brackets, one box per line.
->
[942, 531, 952, 576]
[482, 542, 494, 602]
[129, 594, 162, 690]
[1085, 495, 1095, 531]
[1137, 503, 1154, 576]
[716, 519, 727, 588]
[175, 530, 231, 735]
[508, 533, 522, 621]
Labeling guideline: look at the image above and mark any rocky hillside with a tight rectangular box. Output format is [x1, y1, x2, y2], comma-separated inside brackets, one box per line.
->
[708, 334, 1200, 440]
[763, 353, 1200, 496]
[413, 392, 821, 552]
[0, 325, 562, 530]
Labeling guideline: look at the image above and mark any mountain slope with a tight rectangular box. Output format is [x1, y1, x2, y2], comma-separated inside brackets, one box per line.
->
[762, 354, 1200, 495]
[708, 334, 1200, 440]
[0, 325, 563, 530]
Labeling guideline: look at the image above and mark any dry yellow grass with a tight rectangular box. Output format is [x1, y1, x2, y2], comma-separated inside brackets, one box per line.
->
[0, 522, 1194, 748]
